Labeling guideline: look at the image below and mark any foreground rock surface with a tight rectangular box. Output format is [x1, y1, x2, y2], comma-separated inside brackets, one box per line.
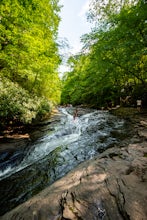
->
[1, 111, 147, 220]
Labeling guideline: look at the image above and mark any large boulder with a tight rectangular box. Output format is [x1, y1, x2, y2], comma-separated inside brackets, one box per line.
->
[1, 141, 147, 220]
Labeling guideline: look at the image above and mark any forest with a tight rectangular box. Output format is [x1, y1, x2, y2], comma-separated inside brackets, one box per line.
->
[61, 0, 147, 108]
[0, 0, 61, 127]
[0, 0, 147, 128]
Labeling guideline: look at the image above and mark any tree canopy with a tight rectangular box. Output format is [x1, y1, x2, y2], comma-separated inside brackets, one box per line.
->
[0, 0, 147, 126]
[0, 0, 62, 125]
[61, 0, 147, 108]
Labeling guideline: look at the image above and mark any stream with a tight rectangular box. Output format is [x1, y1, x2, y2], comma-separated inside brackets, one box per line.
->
[0, 107, 129, 216]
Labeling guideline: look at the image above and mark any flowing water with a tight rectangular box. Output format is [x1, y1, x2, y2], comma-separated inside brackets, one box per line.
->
[0, 107, 128, 216]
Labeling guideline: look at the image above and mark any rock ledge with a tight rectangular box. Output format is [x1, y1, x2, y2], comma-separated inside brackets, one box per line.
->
[1, 114, 147, 220]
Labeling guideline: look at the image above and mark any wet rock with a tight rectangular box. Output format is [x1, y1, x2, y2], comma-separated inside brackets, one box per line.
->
[138, 130, 147, 140]
[1, 141, 147, 220]
[0, 110, 61, 152]
[0, 137, 30, 153]
[1, 108, 147, 220]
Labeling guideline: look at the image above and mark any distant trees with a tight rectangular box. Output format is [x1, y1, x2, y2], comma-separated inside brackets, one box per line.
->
[0, 0, 61, 125]
[61, 0, 147, 108]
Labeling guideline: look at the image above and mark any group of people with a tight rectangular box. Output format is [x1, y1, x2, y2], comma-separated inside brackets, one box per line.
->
[65, 96, 143, 120]
[120, 96, 142, 112]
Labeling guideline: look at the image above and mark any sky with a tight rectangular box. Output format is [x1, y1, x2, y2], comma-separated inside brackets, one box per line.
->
[58, 0, 92, 74]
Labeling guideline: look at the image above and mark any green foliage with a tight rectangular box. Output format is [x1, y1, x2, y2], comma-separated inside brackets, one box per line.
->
[0, 0, 62, 125]
[0, 77, 52, 124]
[0, 0, 61, 101]
[37, 100, 52, 119]
[61, 0, 147, 108]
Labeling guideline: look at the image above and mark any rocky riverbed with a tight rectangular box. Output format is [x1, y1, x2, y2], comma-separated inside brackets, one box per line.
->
[0, 108, 147, 220]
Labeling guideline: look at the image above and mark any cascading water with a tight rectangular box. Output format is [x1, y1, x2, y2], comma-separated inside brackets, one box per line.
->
[0, 108, 81, 180]
[0, 107, 127, 216]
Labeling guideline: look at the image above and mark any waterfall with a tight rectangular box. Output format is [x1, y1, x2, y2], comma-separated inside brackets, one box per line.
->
[0, 107, 127, 216]
[0, 108, 81, 180]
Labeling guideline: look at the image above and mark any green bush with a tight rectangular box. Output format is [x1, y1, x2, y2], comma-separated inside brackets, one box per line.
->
[36, 99, 52, 119]
[0, 77, 52, 124]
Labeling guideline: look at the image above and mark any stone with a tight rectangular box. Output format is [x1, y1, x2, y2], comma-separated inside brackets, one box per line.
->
[1, 109, 147, 220]
[1, 141, 147, 220]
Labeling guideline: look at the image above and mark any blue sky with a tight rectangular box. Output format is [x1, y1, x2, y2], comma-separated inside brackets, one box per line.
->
[58, 0, 91, 53]
[58, 0, 92, 73]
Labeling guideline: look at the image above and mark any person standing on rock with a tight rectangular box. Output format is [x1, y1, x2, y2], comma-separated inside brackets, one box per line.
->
[73, 108, 78, 120]
[137, 99, 142, 112]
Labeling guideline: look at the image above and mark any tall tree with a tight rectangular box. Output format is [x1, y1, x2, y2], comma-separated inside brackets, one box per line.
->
[0, 0, 61, 102]
[61, 0, 147, 107]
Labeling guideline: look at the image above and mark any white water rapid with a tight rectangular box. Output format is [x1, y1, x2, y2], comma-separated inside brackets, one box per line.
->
[0, 107, 125, 181]
[0, 107, 129, 216]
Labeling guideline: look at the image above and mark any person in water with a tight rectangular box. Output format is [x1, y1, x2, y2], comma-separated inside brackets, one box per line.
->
[73, 108, 78, 120]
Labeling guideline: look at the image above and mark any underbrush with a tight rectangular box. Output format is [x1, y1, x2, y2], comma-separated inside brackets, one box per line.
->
[0, 77, 53, 127]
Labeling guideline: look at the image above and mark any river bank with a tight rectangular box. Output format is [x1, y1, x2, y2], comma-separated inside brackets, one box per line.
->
[0, 107, 146, 151]
[0, 107, 147, 220]
[0, 108, 61, 152]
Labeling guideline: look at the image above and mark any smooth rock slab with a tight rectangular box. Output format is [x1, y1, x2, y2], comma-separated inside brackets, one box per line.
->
[1, 142, 147, 220]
